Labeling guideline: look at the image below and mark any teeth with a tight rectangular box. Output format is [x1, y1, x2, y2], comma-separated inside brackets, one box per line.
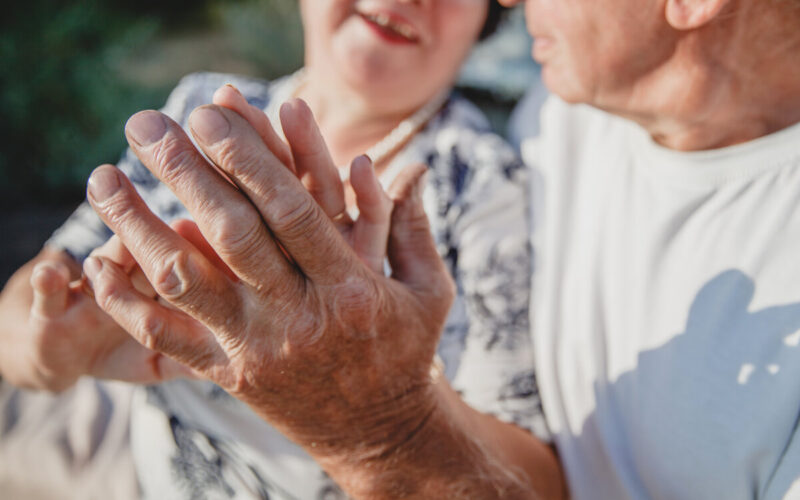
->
[397, 24, 414, 39]
[365, 13, 416, 41]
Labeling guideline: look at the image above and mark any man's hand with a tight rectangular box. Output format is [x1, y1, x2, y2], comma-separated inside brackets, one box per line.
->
[211, 84, 396, 274]
[83, 100, 453, 444]
[82, 102, 565, 498]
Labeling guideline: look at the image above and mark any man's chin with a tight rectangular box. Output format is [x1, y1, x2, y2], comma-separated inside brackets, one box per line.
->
[531, 36, 556, 63]
[540, 67, 587, 105]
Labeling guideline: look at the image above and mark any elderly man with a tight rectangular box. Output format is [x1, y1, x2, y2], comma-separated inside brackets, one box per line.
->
[44, 0, 800, 498]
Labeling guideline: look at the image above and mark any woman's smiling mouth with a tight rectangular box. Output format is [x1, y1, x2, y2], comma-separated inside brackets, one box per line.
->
[357, 10, 420, 44]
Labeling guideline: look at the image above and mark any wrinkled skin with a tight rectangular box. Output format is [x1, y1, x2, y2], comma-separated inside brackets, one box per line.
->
[82, 99, 456, 472]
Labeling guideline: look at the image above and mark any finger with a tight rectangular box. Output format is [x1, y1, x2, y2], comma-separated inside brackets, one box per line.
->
[124, 110, 295, 288]
[350, 155, 393, 273]
[84, 255, 224, 372]
[212, 84, 294, 172]
[89, 235, 156, 297]
[386, 163, 454, 303]
[90, 235, 137, 273]
[188, 105, 359, 284]
[280, 99, 346, 218]
[30, 261, 70, 319]
[129, 267, 157, 299]
[86, 164, 244, 335]
[170, 219, 237, 282]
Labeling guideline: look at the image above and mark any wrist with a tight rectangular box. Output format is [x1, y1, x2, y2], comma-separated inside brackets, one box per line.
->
[312, 365, 535, 500]
[293, 377, 439, 463]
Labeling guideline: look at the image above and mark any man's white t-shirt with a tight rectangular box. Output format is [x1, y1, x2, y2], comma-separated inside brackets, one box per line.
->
[525, 97, 800, 500]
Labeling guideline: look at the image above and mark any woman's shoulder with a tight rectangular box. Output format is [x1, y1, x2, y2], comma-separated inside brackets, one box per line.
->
[430, 95, 521, 166]
[160, 72, 274, 125]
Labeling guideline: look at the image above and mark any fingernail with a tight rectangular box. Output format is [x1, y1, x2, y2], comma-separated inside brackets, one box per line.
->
[350, 155, 372, 173]
[88, 167, 120, 202]
[126, 111, 167, 146]
[352, 154, 372, 170]
[280, 99, 312, 125]
[190, 107, 231, 144]
[83, 256, 102, 281]
[224, 83, 243, 96]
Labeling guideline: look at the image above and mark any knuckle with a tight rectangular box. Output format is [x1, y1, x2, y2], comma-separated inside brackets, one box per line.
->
[92, 271, 121, 313]
[215, 139, 263, 182]
[271, 196, 321, 239]
[150, 135, 197, 187]
[96, 188, 140, 229]
[136, 313, 167, 352]
[284, 305, 326, 347]
[230, 368, 255, 396]
[152, 252, 197, 302]
[331, 277, 380, 337]
[206, 203, 261, 250]
[204, 209, 267, 270]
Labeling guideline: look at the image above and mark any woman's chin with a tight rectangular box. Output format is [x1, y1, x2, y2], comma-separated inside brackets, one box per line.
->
[334, 51, 397, 89]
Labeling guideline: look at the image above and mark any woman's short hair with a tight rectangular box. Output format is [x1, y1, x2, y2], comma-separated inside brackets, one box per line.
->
[479, 1, 510, 40]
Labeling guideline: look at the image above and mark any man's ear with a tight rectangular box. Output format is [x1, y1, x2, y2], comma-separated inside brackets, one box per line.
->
[665, 0, 731, 30]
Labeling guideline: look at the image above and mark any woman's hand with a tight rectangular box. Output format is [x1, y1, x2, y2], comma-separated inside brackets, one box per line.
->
[0, 247, 190, 392]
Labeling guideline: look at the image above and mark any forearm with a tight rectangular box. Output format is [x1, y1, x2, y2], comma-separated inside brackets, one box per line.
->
[315, 377, 567, 500]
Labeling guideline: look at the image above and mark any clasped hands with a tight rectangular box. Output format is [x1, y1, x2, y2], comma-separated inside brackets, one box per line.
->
[78, 87, 455, 469]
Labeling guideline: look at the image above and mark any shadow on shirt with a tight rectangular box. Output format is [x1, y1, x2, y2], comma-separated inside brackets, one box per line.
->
[572, 269, 800, 499]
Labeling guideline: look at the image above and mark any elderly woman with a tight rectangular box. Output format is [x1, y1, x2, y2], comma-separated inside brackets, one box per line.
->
[0, 1, 544, 498]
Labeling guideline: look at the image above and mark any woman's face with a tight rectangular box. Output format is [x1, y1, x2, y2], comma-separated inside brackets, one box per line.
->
[300, 0, 488, 113]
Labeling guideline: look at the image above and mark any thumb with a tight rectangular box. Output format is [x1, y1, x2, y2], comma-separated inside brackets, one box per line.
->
[386, 164, 455, 307]
[30, 260, 71, 319]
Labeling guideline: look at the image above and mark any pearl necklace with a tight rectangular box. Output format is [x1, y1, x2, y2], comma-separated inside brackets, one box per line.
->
[266, 69, 450, 179]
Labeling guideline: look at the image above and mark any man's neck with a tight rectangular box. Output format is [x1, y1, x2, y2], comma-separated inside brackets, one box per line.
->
[608, 2, 800, 151]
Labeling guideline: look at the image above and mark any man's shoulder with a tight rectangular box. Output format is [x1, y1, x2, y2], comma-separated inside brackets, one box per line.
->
[521, 96, 631, 172]
[541, 96, 629, 144]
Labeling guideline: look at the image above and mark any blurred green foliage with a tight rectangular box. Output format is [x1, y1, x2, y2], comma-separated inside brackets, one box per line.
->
[0, 0, 302, 207]
[216, 0, 304, 78]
